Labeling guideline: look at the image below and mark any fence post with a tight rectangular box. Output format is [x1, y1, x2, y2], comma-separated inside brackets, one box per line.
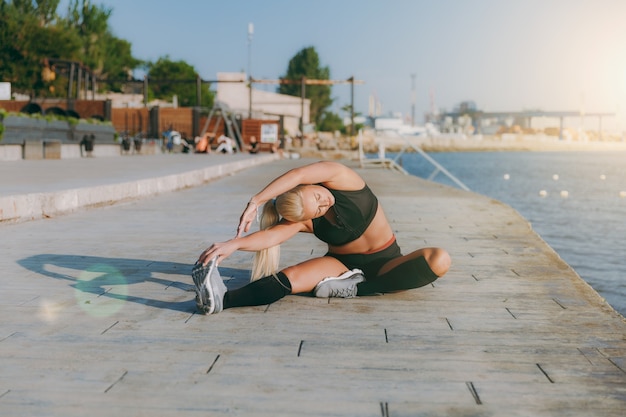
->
[149, 106, 160, 139]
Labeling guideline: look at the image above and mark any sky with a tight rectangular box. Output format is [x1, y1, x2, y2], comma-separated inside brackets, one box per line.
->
[59, 0, 626, 129]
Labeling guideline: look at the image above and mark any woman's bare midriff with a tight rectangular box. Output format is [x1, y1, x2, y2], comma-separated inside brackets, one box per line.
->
[325, 204, 394, 255]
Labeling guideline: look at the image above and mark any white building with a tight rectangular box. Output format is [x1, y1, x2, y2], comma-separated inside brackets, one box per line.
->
[373, 115, 429, 136]
[216, 72, 310, 135]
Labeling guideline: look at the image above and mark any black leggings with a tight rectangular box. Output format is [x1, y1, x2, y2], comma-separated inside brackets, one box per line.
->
[222, 243, 439, 309]
[356, 256, 438, 295]
[223, 272, 292, 310]
[325, 239, 402, 278]
[326, 240, 439, 295]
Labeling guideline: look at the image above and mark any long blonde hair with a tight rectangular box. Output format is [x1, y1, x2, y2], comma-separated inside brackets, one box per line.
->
[250, 185, 307, 281]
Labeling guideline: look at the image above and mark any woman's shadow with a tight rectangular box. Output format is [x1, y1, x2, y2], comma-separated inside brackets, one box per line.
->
[18, 254, 251, 313]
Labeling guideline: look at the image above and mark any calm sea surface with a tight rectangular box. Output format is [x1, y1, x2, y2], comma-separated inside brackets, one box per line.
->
[386, 151, 626, 317]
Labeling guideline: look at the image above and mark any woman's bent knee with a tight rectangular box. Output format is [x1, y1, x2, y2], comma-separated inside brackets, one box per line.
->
[428, 248, 451, 277]
[282, 257, 349, 293]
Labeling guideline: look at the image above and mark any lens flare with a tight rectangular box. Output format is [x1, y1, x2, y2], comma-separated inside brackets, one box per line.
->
[74, 264, 128, 317]
[38, 299, 63, 323]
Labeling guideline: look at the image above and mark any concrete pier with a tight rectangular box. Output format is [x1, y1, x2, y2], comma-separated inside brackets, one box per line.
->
[0, 154, 624, 416]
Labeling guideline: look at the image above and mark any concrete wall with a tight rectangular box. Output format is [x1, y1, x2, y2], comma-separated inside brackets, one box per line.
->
[1, 115, 116, 145]
[0, 144, 23, 161]
[0, 115, 125, 160]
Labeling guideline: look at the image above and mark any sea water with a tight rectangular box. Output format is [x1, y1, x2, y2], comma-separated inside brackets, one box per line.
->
[388, 151, 626, 317]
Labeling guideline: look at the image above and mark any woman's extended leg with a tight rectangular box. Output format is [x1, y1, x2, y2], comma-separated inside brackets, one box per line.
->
[356, 247, 451, 295]
[223, 256, 349, 309]
[282, 256, 351, 293]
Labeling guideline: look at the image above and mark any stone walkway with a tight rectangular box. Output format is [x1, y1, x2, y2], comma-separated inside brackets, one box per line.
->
[0, 155, 625, 416]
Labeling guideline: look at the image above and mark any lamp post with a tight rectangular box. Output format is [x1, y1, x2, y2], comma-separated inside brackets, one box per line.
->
[248, 22, 254, 119]
[411, 73, 416, 126]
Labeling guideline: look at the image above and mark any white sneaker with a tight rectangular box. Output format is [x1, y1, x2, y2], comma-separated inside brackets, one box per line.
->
[314, 269, 365, 298]
[191, 257, 227, 314]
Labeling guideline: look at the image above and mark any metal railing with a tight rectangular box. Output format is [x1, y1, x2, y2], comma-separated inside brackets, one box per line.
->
[358, 131, 470, 191]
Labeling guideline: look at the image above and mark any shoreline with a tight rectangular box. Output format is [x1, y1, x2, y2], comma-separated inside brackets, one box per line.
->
[365, 132, 626, 153]
[2, 133, 625, 163]
[301, 132, 626, 159]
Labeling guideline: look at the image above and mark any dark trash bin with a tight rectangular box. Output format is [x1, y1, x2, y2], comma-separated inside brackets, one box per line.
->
[133, 138, 143, 153]
[121, 136, 131, 153]
[81, 134, 95, 157]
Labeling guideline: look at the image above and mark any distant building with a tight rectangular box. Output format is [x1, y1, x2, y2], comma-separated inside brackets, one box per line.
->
[88, 72, 311, 135]
[426, 101, 615, 139]
[216, 72, 310, 135]
[370, 115, 427, 136]
[93, 92, 143, 108]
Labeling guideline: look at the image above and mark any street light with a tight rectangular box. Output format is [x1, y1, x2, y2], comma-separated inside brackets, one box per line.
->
[248, 23, 254, 119]
[248, 23, 254, 77]
[411, 73, 416, 126]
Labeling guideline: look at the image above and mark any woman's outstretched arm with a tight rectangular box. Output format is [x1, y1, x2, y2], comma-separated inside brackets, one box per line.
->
[236, 161, 363, 237]
[199, 220, 306, 265]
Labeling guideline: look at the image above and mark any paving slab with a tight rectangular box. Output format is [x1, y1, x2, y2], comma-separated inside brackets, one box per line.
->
[0, 157, 625, 416]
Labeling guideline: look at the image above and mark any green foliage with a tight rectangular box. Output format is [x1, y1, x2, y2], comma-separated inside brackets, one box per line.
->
[0, 109, 109, 142]
[0, 1, 76, 95]
[67, 116, 79, 127]
[100, 35, 141, 92]
[0, 0, 210, 108]
[63, 0, 111, 72]
[61, 0, 141, 88]
[340, 104, 363, 135]
[147, 56, 214, 108]
[318, 111, 344, 133]
[278, 47, 333, 128]
[10, 0, 60, 23]
[0, 0, 140, 97]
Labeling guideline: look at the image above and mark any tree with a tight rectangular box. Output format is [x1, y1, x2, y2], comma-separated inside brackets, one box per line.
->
[0, 3, 31, 87]
[318, 111, 344, 133]
[0, 0, 140, 97]
[100, 34, 141, 92]
[64, 0, 110, 73]
[0, 0, 81, 96]
[340, 104, 363, 134]
[147, 56, 214, 108]
[64, 1, 141, 91]
[11, 0, 60, 25]
[278, 46, 332, 127]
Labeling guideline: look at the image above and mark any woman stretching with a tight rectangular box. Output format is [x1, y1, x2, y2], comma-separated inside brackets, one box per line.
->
[193, 161, 451, 314]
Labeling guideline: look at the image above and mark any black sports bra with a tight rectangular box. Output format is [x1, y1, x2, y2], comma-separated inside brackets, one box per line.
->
[312, 184, 378, 246]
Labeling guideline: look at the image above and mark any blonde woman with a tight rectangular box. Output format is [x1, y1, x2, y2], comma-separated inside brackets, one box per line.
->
[193, 161, 450, 314]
